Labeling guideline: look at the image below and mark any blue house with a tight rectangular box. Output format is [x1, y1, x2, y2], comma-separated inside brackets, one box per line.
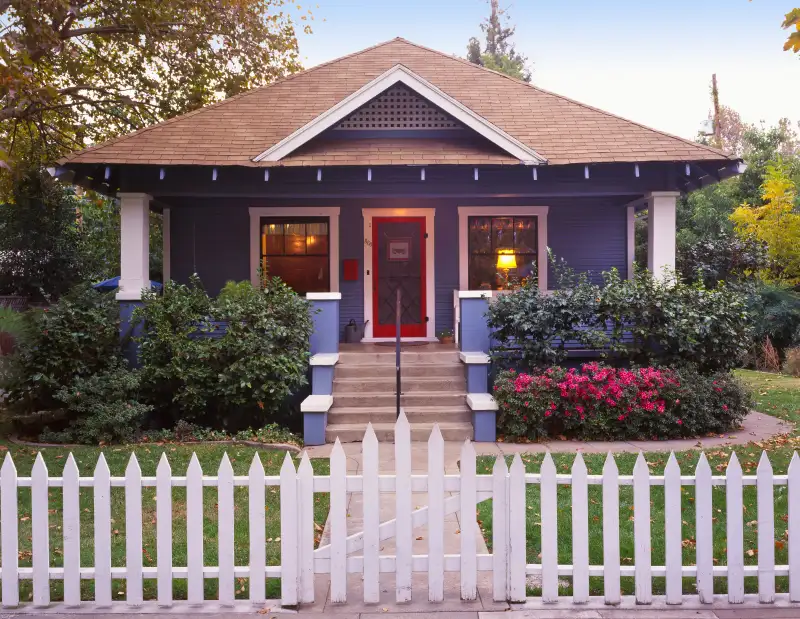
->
[60, 38, 742, 444]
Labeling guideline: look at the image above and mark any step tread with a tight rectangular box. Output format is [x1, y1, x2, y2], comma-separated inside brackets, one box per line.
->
[333, 390, 466, 396]
[329, 405, 470, 412]
[326, 421, 473, 431]
[333, 376, 465, 383]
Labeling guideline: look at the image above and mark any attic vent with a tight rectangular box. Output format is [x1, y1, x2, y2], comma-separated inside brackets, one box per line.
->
[333, 84, 461, 131]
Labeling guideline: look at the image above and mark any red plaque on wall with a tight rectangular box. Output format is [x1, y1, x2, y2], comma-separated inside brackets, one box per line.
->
[342, 259, 359, 281]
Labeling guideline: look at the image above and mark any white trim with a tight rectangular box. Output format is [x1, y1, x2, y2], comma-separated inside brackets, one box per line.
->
[626, 205, 635, 281]
[306, 292, 342, 301]
[253, 64, 546, 165]
[457, 290, 493, 299]
[457, 206, 549, 292]
[645, 192, 677, 276]
[162, 207, 171, 283]
[300, 395, 333, 413]
[466, 393, 498, 411]
[459, 352, 491, 365]
[362, 207, 436, 341]
[248, 207, 340, 292]
[309, 353, 339, 366]
[116, 193, 152, 301]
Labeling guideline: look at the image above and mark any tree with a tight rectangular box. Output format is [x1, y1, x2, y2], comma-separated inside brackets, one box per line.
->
[783, 8, 800, 52]
[731, 160, 800, 284]
[466, 0, 532, 82]
[0, 0, 311, 167]
[0, 164, 85, 299]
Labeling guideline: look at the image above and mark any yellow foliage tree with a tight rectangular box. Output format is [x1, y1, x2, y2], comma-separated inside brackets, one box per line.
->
[730, 160, 800, 284]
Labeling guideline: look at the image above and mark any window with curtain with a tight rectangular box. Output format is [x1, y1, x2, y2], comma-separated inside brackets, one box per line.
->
[260, 217, 329, 293]
[467, 216, 538, 290]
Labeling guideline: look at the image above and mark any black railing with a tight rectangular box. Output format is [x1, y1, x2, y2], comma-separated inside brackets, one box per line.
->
[395, 287, 401, 419]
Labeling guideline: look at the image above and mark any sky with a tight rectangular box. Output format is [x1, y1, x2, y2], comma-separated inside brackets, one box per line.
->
[295, 0, 800, 140]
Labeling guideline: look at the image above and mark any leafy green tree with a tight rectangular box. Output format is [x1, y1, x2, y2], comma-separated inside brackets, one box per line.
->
[0, 0, 312, 167]
[0, 164, 85, 299]
[466, 0, 532, 82]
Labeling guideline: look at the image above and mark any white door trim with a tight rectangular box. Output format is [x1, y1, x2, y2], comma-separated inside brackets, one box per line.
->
[248, 206, 340, 291]
[362, 207, 436, 342]
[457, 205, 549, 292]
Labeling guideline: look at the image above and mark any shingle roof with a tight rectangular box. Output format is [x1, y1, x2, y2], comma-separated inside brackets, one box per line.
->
[63, 38, 734, 167]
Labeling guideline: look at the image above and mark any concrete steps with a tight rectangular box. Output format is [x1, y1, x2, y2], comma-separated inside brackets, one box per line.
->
[325, 421, 473, 443]
[327, 344, 472, 442]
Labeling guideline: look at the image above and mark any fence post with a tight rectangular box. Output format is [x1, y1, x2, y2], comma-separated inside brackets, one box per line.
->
[298, 453, 315, 605]
[757, 451, 775, 603]
[124, 454, 143, 607]
[62, 454, 81, 608]
[156, 453, 173, 607]
[31, 454, 50, 608]
[94, 454, 112, 608]
[508, 454, 526, 602]
[248, 454, 266, 605]
[633, 453, 652, 605]
[395, 412, 413, 603]
[789, 452, 800, 601]
[329, 439, 347, 603]
[726, 452, 745, 603]
[280, 452, 299, 606]
[186, 454, 204, 605]
[218, 453, 235, 607]
[362, 425, 380, 604]
[571, 453, 589, 604]
[540, 453, 558, 602]
[428, 424, 445, 602]
[1, 453, 19, 608]
[694, 453, 713, 603]
[664, 454, 682, 602]
[602, 453, 621, 605]
[460, 440, 477, 601]
[492, 455, 509, 602]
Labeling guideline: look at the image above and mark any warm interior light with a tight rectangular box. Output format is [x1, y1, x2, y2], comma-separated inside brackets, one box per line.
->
[496, 252, 517, 269]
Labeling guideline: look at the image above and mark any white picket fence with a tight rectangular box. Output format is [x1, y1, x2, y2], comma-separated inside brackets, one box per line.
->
[1, 414, 800, 610]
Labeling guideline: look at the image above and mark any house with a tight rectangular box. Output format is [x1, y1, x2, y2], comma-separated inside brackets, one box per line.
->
[59, 38, 742, 444]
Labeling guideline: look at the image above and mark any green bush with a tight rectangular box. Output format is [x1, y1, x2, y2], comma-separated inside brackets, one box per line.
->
[488, 259, 753, 374]
[494, 363, 750, 441]
[1, 285, 120, 412]
[41, 361, 152, 444]
[134, 276, 313, 428]
[747, 283, 800, 358]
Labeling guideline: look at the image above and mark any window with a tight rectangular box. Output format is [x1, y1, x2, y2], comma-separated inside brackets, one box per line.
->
[260, 217, 329, 294]
[467, 216, 538, 290]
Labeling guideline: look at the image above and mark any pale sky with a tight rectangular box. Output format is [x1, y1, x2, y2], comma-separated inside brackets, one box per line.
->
[296, 0, 800, 140]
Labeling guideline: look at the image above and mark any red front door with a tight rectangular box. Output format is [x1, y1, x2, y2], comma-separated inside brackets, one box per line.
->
[372, 217, 427, 338]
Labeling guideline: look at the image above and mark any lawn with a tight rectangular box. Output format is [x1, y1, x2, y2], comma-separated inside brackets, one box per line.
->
[1, 441, 330, 604]
[475, 369, 800, 598]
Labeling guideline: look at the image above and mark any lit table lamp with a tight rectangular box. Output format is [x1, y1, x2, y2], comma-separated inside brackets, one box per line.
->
[496, 251, 517, 288]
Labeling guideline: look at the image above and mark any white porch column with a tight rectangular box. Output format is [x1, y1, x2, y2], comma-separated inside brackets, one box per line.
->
[117, 192, 152, 300]
[646, 191, 680, 277]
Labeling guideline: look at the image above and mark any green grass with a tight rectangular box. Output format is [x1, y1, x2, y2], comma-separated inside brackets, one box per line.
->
[476, 369, 800, 598]
[1, 441, 330, 604]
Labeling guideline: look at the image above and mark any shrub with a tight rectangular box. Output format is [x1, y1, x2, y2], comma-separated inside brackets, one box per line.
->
[747, 283, 800, 359]
[488, 259, 753, 374]
[41, 361, 152, 444]
[0, 306, 33, 355]
[134, 276, 313, 428]
[1, 285, 120, 412]
[494, 363, 750, 441]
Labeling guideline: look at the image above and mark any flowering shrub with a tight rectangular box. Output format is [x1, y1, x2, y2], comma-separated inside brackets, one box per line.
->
[494, 363, 750, 441]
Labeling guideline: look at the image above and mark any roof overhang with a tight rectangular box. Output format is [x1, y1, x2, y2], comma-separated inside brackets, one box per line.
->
[252, 64, 547, 166]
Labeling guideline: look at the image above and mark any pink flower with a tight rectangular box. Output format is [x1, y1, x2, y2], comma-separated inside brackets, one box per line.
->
[676, 419, 683, 425]
[617, 414, 625, 421]
[722, 405, 728, 411]
[545, 410, 552, 417]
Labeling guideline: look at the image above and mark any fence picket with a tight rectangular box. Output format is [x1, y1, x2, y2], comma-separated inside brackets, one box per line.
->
[156, 453, 172, 607]
[491, 455, 508, 602]
[508, 454, 526, 603]
[1, 453, 19, 608]
[602, 453, 621, 606]
[248, 454, 266, 605]
[791, 452, 800, 602]
[124, 454, 143, 607]
[460, 440, 477, 601]
[726, 451, 745, 603]
[94, 453, 112, 607]
[217, 453, 235, 606]
[395, 412, 413, 603]
[280, 452, 299, 606]
[633, 453, 652, 604]
[362, 424, 380, 604]
[186, 453, 204, 605]
[427, 424, 445, 602]
[540, 452, 558, 602]
[757, 451, 775, 603]
[298, 453, 315, 604]
[663, 453, 682, 603]
[62, 454, 81, 607]
[329, 439, 347, 603]
[31, 454, 50, 607]
[695, 452, 713, 603]
[571, 453, 589, 604]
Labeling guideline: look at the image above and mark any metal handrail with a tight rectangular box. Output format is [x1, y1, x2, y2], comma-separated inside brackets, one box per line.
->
[395, 287, 401, 419]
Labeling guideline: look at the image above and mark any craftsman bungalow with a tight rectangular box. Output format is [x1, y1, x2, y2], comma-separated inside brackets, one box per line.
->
[60, 38, 742, 444]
